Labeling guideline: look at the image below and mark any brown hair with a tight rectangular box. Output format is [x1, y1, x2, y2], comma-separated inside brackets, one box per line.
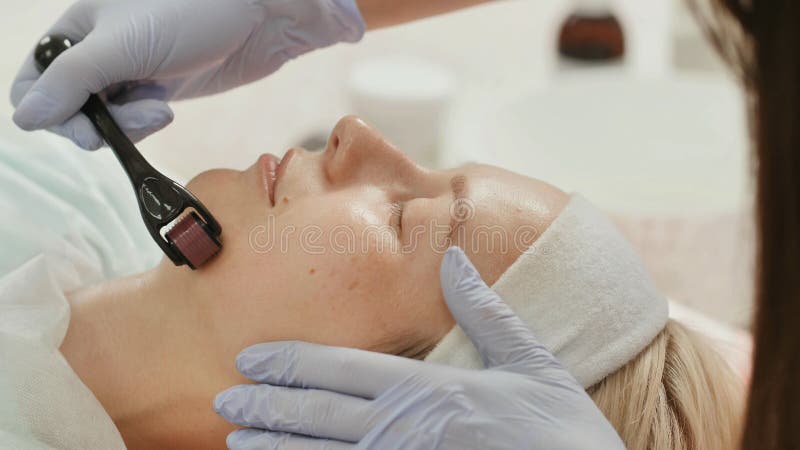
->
[690, 0, 800, 448]
[588, 320, 742, 450]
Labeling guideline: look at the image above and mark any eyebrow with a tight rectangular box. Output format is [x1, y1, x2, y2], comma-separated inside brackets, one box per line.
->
[447, 174, 470, 245]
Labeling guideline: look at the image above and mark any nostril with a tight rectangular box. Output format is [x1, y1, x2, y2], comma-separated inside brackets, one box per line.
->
[325, 131, 342, 161]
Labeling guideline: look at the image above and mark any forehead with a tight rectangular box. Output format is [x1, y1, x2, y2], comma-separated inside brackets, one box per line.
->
[451, 163, 558, 221]
[453, 162, 539, 189]
[444, 163, 567, 284]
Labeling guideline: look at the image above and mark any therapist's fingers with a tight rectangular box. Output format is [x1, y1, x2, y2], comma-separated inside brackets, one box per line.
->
[440, 246, 563, 375]
[39, 99, 173, 150]
[10, 55, 41, 106]
[215, 384, 373, 443]
[13, 31, 130, 131]
[236, 341, 425, 399]
[9, 3, 92, 107]
[106, 99, 174, 143]
[227, 428, 353, 450]
[48, 114, 105, 150]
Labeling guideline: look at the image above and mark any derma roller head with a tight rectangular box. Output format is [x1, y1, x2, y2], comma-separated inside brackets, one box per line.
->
[34, 35, 222, 269]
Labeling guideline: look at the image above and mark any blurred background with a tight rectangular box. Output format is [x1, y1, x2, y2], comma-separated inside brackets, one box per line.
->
[0, 0, 754, 337]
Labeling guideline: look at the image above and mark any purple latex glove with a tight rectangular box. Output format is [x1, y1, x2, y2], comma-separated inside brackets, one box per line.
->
[214, 247, 625, 450]
[10, 0, 364, 149]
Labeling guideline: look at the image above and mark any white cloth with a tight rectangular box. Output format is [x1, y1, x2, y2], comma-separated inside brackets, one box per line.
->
[0, 119, 160, 449]
[426, 195, 669, 388]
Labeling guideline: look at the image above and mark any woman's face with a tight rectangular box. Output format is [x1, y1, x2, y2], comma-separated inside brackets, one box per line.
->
[172, 116, 566, 358]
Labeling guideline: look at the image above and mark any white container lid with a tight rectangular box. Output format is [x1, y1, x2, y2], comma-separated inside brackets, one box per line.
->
[347, 56, 455, 166]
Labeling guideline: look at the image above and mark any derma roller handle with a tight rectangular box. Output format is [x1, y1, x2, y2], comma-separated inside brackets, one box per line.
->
[33, 35, 222, 269]
[33, 36, 155, 185]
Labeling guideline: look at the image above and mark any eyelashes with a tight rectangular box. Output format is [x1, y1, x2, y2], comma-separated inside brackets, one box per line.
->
[389, 201, 404, 234]
[451, 175, 467, 198]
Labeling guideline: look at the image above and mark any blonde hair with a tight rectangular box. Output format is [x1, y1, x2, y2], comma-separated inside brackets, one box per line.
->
[587, 319, 743, 450]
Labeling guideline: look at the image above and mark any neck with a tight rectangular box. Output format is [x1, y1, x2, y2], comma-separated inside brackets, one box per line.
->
[60, 263, 240, 449]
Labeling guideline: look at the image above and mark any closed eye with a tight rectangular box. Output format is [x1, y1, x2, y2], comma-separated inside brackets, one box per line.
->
[389, 201, 404, 234]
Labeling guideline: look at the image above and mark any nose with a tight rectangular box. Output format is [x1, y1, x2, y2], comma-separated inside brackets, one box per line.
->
[323, 115, 422, 186]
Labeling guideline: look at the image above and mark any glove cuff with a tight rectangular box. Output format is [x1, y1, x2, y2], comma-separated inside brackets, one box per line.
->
[255, 0, 365, 48]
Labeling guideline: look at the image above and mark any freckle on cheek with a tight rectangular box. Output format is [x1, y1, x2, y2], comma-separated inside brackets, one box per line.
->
[309, 268, 316, 275]
[282, 197, 289, 204]
[348, 281, 359, 290]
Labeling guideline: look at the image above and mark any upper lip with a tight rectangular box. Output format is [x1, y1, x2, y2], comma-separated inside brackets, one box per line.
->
[273, 149, 294, 203]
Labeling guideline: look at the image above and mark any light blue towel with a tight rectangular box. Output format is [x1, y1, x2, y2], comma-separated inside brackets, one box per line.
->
[0, 117, 164, 449]
[0, 118, 160, 278]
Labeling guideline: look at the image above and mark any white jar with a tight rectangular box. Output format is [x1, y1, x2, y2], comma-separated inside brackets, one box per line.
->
[347, 56, 454, 168]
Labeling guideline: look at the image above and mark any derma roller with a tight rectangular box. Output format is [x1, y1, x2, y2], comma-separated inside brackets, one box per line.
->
[34, 35, 222, 269]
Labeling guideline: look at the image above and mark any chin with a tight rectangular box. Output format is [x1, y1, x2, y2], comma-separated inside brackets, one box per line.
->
[185, 168, 240, 200]
[184, 169, 214, 192]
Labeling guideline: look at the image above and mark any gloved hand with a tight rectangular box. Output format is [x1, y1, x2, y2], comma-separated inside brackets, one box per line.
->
[10, 0, 364, 150]
[214, 247, 626, 450]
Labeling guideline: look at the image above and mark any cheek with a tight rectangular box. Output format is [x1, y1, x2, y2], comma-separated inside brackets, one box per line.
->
[185, 169, 241, 207]
[201, 193, 451, 355]
[247, 251, 411, 350]
[307, 250, 451, 355]
[188, 168, 285, 276]
[303, 253, 443, 353]
[186, 168, 268, 245]
[398, 252, 455, 341]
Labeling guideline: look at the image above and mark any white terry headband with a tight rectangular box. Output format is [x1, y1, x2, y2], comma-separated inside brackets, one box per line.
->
[425, 194, 669, 388]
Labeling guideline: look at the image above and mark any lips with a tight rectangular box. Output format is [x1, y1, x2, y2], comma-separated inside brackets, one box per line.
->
[258, 153, 280, 206]
[258, 150, 295, 206]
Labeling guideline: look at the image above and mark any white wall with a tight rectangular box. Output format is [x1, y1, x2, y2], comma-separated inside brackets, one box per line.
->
[1, 0, 722, 181]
